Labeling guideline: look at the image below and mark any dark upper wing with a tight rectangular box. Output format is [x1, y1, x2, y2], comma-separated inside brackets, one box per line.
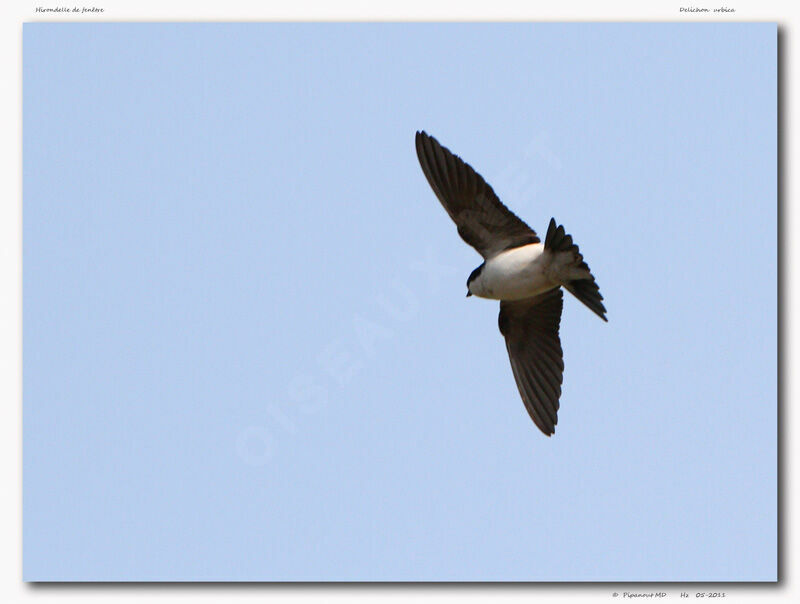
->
[498, 288, 564, 436]
[415, 131, 539, 259]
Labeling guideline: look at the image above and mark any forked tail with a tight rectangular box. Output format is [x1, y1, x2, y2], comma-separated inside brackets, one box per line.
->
[544, 218, 608, 322]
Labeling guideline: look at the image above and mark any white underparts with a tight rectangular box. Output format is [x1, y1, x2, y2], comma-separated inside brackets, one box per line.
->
[470, 243, 581, 301]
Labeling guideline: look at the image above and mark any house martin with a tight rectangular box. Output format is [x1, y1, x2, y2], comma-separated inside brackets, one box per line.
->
[415, 131, 607, 436]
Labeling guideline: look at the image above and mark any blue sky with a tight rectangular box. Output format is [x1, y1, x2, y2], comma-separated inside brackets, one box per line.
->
[23, 23, 776, 581]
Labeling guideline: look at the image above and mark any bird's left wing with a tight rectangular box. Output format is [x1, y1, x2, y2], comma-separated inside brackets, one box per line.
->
[415, 131, 540, 259]
[498, 288, 565, 436]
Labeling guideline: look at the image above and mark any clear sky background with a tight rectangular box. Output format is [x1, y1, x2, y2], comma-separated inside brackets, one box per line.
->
[23, 23, 776, 581]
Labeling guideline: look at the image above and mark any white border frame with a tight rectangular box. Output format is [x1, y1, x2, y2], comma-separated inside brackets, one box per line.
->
[2, 2, 795, 602]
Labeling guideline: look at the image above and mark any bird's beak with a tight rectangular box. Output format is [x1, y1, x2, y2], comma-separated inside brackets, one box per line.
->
[466, 291, 472, 297]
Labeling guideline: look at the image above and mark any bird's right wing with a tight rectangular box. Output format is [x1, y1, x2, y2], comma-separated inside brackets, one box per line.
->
[498, 288, 564, 436]
[415, 131, 540, 259]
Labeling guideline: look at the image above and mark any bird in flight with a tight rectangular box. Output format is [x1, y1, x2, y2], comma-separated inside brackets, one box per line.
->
[415, 131, 607, 436]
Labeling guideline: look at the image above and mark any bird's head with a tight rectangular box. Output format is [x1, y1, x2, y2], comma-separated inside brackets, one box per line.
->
[466, 264, 484, 298]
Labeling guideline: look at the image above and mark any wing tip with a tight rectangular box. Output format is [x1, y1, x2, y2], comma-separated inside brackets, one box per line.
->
[536, 422, 556, 437]
[415, 130, 425, 154]
[415, 130, 432, 148]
